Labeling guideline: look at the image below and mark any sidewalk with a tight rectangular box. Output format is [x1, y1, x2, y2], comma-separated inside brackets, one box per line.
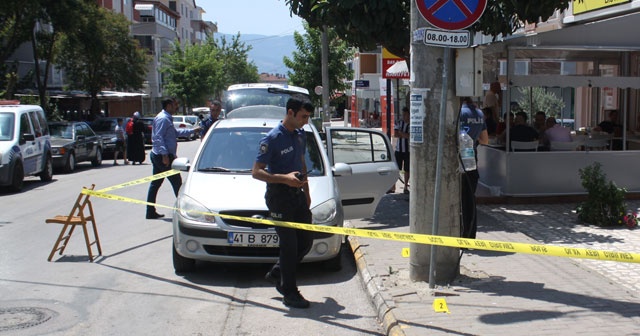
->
[346, 182, 640, 336]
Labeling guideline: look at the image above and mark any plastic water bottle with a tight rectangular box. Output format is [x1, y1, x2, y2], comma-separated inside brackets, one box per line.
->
[459, 128, 476, 171]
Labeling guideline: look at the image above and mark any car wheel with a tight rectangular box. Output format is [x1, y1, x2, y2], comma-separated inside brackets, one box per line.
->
[64, 152, 76, 173]
[173, 242, 196, 273]
[91, 148, 102, 167]
[39, 155, 53, 182]
[322, 242, 343, 272]
[9, 161, 24, 192]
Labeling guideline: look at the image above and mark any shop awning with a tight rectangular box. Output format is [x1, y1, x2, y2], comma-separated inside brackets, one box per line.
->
[385, 60, 409, 79]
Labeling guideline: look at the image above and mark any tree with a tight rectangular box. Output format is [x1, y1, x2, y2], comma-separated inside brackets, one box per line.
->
[161, 34, 259, 109]
[56, 3, 149, 118]
[283, 23, 353, 108]
[516, 87, 566, 117]
[285, 0, 571, 61]
[161, 38, 223, 110]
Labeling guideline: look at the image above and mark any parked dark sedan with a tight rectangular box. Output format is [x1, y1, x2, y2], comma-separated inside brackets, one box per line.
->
[49, 121, 103, 173]
[91, 117, 127, 159]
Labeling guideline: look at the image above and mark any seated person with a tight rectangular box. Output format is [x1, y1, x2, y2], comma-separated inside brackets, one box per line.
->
[499, 112, 538, 148]
[533, 111, 547, 134]
[595, 109, 623, 150]
[495, 112, 514, 136]
[540, 117, 572, 149]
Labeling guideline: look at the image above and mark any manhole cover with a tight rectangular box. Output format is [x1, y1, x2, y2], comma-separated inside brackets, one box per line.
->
[0, 307, 55, 331]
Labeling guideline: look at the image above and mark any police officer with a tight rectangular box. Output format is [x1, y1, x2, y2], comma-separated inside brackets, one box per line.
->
[251, 97, 314, 309]
[459, 97, 489, 239]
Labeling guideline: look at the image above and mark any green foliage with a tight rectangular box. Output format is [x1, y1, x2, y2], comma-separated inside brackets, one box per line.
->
[161, 34, 259, 109]
[516, 87, 565, 116]
[283, 23, 353, 107]
[576, 162, 627, 227]
[285, 0, 571, 60]
[56, 3, 149, 117]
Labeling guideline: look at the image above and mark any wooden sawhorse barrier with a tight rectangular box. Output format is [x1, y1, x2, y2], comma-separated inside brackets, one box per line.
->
[47, 184, 102, 261]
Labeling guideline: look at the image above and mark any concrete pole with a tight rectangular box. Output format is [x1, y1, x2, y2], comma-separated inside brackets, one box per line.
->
[321, 26, 330, 122]
[409, 1, 461, 284]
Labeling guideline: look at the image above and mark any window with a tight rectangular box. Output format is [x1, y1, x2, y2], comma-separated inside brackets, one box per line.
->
[330, 130, 392, 164]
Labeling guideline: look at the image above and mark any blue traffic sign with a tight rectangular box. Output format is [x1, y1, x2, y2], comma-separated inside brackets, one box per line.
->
[416, 0, 487, 31]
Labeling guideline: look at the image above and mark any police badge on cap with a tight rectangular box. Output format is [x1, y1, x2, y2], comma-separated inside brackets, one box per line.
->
[260, 143, 268, 154]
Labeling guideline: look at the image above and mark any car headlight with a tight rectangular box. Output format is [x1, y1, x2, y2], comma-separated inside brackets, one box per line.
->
[177, 194, 217, 224]
[311, 198, 337, 225]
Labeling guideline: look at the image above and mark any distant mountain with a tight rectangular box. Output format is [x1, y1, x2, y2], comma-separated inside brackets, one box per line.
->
[214, 33, 297, 76]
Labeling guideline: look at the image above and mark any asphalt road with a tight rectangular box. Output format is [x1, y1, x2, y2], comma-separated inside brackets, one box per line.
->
[0, 139, 383, 336]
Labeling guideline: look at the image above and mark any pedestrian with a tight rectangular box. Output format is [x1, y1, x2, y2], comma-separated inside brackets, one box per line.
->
[113, 118, 129, 165]
[200, 99, 222, 140]
[393, 107, 410, 194]
[146, 98, 200, 219]
[459, 97, 489, 239]
[251, 97, 314, 309]
[127, 111, 146, 164]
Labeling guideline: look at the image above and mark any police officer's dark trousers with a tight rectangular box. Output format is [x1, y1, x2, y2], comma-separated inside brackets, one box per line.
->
[460, 169, 479, 239]
[146, 152, 182, 215]
[265, 184, 313, 294]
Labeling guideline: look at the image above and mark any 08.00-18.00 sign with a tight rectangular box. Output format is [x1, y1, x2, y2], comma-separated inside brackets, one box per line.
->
[424, 29, 470, 48]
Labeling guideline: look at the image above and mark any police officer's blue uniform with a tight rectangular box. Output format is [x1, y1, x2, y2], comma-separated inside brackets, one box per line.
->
[256, 123, 313, 298]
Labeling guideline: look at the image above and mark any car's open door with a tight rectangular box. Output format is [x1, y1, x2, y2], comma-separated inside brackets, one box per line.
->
[325, 127, 399, 220]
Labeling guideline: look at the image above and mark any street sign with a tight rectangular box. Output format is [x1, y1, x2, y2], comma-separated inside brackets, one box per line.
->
[424, 28, 470, 48]
[355, 80, 370, 88]
[416, 0, 487, 31]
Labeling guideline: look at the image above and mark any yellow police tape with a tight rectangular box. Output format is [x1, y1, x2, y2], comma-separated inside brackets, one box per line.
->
[83, 170, 640, 264]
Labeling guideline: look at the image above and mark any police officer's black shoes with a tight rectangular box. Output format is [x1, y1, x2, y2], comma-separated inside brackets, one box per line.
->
[146, 212, 165, 219]
[264, 270, 284, 295]
[283, 290, 310, 309]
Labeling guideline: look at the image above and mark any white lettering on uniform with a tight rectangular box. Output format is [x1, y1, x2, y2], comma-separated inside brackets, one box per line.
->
[281, 146, 294, 156]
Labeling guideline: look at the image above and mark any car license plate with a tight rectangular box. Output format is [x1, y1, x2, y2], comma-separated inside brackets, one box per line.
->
[227, 232, 279, 247]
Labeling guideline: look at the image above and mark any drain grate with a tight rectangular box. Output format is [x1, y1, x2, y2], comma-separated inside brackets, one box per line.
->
[0, 307, 55, 331]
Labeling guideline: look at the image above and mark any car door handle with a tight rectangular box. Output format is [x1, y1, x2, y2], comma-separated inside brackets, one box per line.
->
[377, 167, 392, 175]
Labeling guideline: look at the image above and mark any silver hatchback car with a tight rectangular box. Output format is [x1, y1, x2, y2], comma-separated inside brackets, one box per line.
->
[171, 108, 398, 273]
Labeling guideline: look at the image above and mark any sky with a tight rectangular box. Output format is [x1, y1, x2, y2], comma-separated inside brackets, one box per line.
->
[199, 0, 304, 36]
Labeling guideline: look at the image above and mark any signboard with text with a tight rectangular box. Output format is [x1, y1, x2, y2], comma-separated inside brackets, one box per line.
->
[382, 48, 409, 79]
[573, 0, 631, 15]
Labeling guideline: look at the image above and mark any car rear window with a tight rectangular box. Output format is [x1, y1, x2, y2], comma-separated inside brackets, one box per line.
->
[0, 113, 15, 141]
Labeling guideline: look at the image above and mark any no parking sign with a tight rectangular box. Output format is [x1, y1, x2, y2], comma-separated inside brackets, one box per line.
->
[416, 0, 487, 30]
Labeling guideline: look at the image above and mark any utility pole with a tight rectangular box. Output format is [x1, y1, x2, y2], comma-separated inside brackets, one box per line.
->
[321, 26, 330, 122]
[409, 1, 461, 284]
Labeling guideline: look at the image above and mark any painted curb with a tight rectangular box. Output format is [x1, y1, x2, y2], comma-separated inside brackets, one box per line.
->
[347, 232, 405, 336]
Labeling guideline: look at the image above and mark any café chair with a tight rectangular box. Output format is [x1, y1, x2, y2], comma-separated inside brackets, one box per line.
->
[510, 140, 539, 152]
[551, 141, 582, 151]
[584, 138, 610, 152]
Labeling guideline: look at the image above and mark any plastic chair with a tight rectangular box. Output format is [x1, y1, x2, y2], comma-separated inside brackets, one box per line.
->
[46, 185, 102, 261]
[550, 141, 582, 151]
[584, 138, 610, 151]
[510, 141, 539, 152]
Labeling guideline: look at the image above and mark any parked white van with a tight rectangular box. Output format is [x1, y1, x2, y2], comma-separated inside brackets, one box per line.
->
[0, 102, 53, 191]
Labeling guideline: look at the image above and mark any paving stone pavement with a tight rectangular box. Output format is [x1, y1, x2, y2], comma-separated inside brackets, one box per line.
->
[346, 188, 640, 336]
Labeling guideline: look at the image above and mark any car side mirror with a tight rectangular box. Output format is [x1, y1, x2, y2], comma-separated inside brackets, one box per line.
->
[171, 157, 191, 171]
[332, 162, 352, 177]
[77, 135, 86, 141]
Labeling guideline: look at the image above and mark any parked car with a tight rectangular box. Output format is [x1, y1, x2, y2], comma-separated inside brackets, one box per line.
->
[0, 102, 53, 192]
[91, 117, 127, 158]
[49, 121, 103, 173]
[139, 117, 154, 145]
[173, 115, 199, 140]
[170, 105, 398, 273]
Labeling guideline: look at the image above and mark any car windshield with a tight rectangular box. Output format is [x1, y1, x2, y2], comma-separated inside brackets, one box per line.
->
[0, 113, 15, 141]
[224, 89, 307, 113]
[49, 124, 74, 139]
[92, 120, 115, 132]
[196, 126, 324, 175]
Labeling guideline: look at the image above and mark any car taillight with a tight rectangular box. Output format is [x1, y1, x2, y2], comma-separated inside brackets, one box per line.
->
[179, 123, 186, 128]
